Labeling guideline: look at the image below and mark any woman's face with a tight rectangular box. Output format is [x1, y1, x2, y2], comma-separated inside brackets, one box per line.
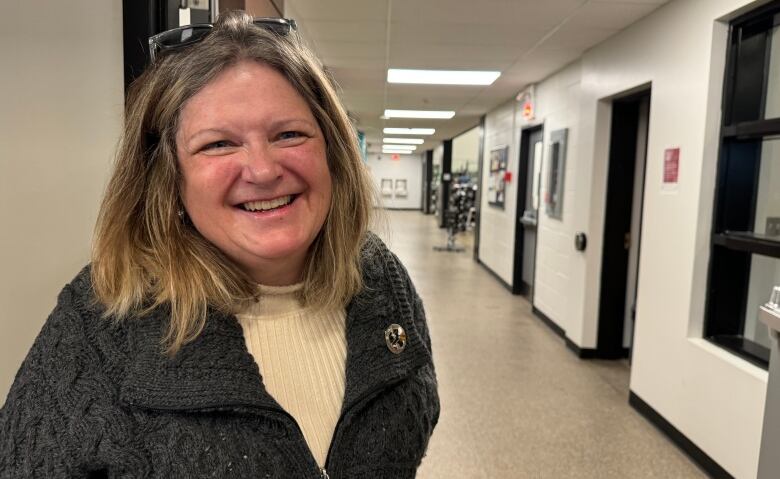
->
[176, 60, 332, 286]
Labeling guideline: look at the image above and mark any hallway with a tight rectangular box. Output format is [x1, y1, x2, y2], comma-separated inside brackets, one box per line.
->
[377, 211, 705, 478]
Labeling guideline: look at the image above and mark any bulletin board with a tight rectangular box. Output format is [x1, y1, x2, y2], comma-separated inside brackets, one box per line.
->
[488, 145, 508, 209]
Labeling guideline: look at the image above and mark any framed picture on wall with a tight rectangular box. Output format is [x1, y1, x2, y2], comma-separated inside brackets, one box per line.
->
[395, 179, 408, 198]
[381, 178, 393, 197]
[488, 145, 508, 209]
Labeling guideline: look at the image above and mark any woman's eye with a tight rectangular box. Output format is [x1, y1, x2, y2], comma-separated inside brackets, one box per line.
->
[202, 140, 233, 151]
[278, 131, 304, 141]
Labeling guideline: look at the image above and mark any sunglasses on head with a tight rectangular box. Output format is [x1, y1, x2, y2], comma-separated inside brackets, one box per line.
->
[148, 17, 298, 62]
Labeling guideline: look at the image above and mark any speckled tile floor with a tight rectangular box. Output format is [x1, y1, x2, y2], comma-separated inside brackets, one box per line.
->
[376, 210, 706, 479]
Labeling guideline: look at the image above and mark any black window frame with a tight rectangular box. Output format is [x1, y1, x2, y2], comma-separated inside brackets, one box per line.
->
[705, 1, 780, 369]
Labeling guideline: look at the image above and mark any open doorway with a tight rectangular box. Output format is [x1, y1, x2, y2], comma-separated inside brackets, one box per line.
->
[597, 89, 651, 359]
[513, 125, 544, 297]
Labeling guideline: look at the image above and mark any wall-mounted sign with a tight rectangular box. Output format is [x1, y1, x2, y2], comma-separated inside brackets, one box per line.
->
[545, 128, 568, 220]
[663, 147, 680, 185]
[488, 145, 509, 209]
[516, 85, 536, 121]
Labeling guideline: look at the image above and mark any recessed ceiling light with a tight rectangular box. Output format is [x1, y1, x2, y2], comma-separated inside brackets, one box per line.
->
[383, 128, 436, 135]
[383, 138, 424, 145]
[388, 68, 501, 86]
[384, 109, 455, 119]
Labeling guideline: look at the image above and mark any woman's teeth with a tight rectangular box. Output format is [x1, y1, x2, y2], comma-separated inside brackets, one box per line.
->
[242, 195, 293, 212]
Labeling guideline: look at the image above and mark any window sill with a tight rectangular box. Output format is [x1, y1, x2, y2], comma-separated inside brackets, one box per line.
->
[705, 335, 769, 370]
[714, 232, 780, 258]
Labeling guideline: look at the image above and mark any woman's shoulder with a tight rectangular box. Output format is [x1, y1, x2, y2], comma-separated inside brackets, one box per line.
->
[360, 232, 408, 270]
[55, 265, 110, 329]
[42, 265, 133, 369]
[360, 232, 411, 285]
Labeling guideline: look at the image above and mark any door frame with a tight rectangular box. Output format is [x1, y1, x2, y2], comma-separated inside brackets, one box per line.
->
[596, 88, 651, 359]
[512, 124, 544, 297]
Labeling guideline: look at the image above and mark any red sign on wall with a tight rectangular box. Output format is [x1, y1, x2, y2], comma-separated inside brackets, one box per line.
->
[663, 148, 680, 184]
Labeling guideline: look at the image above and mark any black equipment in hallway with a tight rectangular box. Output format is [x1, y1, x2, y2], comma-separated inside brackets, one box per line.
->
[434, 179, 477, 253]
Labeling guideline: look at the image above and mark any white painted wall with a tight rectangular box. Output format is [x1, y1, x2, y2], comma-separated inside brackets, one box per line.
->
[366, 154, 424, 209]
[477, 101, 518, 284]
[0, 0, 124, 402]
[520, 62, 583, 336]
[477, 0, 772, 476]
[580, 3, 767, 477]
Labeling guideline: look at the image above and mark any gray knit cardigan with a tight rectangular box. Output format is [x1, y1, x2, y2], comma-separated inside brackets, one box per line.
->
[0, 235, 439, 478]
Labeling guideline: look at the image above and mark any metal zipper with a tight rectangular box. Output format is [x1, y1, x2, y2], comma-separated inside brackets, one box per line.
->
[320, 468, 330, 479]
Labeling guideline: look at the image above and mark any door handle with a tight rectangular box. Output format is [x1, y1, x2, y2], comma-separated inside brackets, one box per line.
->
[624, 232, 631, 250]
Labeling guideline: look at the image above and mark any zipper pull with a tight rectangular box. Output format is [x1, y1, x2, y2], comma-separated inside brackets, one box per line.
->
[321, 468, 330, 479]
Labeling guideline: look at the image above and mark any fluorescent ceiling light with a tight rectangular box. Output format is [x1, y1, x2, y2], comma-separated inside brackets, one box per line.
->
[384, 109, 455, 119]
[381, 143, 417, 150]
[388, 68, 501, 86]
[383, 145, 417, 152]
[383, 138, 424, 145]
[383, 128, 435, 135]
[383, 149, 417, 154]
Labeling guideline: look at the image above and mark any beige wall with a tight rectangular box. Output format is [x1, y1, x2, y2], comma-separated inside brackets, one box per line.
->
[0, 0, 124, 402]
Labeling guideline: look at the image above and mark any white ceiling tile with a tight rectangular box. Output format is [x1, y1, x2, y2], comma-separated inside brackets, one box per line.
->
[313, 41, 386, 59]
[303, 21, 388, 43]
[566, 1, 661, 30]
[288, 0, 673, 142]
[593, 0, 669, 4]
[390, 0, 586, 28]
[323, 57, 388, 70]
[542, 25, 619, 50]
[388, 43, 522, 71]
[390, 22, 549, 48]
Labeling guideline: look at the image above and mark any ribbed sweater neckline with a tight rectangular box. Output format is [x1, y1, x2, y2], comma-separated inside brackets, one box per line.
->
[243, 282, 305, 318]
[256, 282, 304, 295]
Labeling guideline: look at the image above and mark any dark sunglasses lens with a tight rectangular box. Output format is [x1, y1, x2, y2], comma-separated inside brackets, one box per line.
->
[156, 25, 212, 48]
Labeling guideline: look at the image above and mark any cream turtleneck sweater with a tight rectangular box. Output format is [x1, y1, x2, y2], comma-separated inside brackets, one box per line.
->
[236, 283, 347, 468]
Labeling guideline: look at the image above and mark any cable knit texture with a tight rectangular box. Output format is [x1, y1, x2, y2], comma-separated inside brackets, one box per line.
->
[236, 283, 347, 468]
[0, 233, 439, 478]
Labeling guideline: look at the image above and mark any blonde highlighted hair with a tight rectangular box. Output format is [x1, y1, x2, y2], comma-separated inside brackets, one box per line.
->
[92, 11, 374, 355]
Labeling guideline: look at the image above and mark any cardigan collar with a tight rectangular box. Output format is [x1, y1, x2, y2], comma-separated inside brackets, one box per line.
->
[118, 237, 432, 416]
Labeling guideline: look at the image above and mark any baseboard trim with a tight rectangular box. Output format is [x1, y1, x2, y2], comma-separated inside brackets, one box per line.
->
[532, 308, 629, 359]
[628, 391, 734, 479]
[531, 306, 565, 339]
[476, 259, 513, 293]
[564, 337, 598, 358]
[512, 280, 530, 296]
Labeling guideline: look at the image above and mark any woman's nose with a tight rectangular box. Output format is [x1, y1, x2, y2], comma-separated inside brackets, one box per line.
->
[240, 143, 283, 184]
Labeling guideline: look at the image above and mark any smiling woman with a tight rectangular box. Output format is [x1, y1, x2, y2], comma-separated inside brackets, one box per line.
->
[0, 11, 439, 479]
